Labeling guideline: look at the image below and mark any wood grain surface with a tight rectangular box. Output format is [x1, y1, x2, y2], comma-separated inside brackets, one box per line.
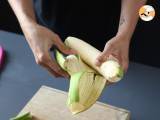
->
[19, 86, 130, 120]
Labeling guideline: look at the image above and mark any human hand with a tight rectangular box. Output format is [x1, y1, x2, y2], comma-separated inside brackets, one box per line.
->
[95, 34, 130, 72]
[24, 23, 76, 77]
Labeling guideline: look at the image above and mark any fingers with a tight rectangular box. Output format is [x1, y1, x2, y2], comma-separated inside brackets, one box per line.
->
[121, 57, 129, 73]
[95, 43, 113, 66]
[40, 62, 61, 77]
[52, 34, 77, 55]
[35, 52, 69, 78]
[95, 52, 109, 66]
[47, 57, 69, 78]
[105, 81, 114, 86]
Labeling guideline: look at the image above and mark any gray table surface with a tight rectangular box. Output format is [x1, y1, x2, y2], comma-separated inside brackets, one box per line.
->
[0, 31, 160, 120]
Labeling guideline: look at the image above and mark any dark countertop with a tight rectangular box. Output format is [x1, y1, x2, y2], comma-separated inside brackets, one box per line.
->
[0, 31, 160, 120]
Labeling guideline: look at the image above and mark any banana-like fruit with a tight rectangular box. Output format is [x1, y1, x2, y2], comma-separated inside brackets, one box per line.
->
[55, 37, 124, 115]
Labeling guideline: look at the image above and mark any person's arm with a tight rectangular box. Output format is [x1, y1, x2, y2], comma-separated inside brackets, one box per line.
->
[8, 0, 36, 30]
[117, 0, 147, 40]
[96, 0, 147, 72]
[8, 0, 75, 77]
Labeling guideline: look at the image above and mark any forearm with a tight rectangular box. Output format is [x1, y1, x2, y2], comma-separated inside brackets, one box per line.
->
[8, 0, 37, 32]
[117, 0, 147, 40]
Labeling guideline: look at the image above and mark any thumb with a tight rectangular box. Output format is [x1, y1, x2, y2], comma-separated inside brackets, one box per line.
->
[53, 34, 76, 55]
[95, 41, 114, 66]
[95, 51, 111, 66]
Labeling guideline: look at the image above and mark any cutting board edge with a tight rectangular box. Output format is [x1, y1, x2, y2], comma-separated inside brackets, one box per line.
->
[41, 85, 130, 113]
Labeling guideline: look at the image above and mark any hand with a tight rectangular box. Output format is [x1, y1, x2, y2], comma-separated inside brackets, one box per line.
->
[95, 34, 130, 72]
[24, 23, 76, 77]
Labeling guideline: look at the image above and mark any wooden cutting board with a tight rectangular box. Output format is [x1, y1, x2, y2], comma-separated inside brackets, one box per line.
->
[19, 86, 130, 120]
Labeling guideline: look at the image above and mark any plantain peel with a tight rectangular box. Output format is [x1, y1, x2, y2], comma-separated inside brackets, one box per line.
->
[55, 50, 122, 114]
[10, 112, 32, 120]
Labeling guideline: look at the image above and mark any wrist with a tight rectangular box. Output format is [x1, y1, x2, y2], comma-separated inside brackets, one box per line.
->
[116, 25, 133, 41]
[115, 31, 131, 44]
[20, 17, 38, 36]
[20, 17, 37, 30]
[20, 19, 39, 43]
[117, 21, 135, 42]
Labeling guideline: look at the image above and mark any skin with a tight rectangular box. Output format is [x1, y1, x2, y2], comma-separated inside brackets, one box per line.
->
[8, 0, 76, 77]
[8, 0, 147, 77]
[95, 0, 147, 72]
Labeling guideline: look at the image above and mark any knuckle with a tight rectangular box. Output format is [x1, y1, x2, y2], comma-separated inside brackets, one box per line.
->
[36, 58, 43, 65]
[98, 57, 104, 62]
[108, 44, 114, 50]
[39, 54, 46, 61]
[99, 53, 107, 61]
[54, 33, 58, 37]
[36, 54, 46, 65]
[106, 42, 114, 49]
[99, 53, 105, 58]
[53, 33, 60, 40]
